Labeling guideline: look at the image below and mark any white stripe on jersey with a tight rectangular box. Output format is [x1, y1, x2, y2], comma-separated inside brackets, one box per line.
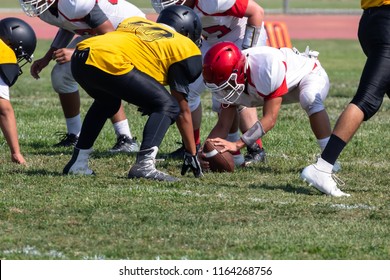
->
[39, 0, 145, 34]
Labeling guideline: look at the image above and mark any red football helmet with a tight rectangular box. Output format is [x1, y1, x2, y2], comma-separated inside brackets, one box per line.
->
[203, 42, 247, 104]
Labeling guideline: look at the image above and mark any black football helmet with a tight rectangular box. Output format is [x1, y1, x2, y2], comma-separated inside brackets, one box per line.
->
[156, 5, 202, 47]
[0, 17, 37, 72]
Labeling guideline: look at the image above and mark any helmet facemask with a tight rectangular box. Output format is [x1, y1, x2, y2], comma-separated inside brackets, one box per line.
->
[16, 45, 34, 75]
[151, 0, 186, 13]
[206, 72, 245, 105]
[19, 0, 56, 17]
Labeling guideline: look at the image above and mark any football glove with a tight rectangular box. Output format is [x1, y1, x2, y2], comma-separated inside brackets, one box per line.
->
[292, 46, 319, 60]
[181, 151, 203, 178]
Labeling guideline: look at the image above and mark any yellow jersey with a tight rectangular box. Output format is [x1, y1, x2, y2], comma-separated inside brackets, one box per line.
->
[361, 0, 390, 9]
[76, 17, 201, 85]
[0, 39, 17, 64]
[0, 39, 20, 87]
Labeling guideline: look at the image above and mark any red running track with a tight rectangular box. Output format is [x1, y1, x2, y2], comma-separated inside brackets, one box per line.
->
[0, 12, 360, 40]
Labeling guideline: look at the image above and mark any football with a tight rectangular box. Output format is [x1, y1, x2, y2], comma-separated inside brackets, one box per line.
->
[203, 139, 235, 173]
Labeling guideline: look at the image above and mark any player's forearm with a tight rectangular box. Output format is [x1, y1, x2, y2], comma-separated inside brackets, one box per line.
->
[176, 110, 197, 155]
[0, 101, 20, 154]
[245, 0, 264, 27]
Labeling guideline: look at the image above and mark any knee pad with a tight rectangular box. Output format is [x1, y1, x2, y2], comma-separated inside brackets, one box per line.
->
[51, 62, 78, 94]
[188, 92, 201, 112]
[301, 94, 325, 116]
[188, 80, 206, 112]
[51, 36, 89, 94]
[299, 69, 329, 116]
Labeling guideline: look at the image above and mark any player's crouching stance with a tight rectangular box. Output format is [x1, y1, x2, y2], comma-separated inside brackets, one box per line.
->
[63, 6, 203, 181]
[19, 0, 144, 151]
[0, 18, 36, 164]
[201, 42, 346, 196]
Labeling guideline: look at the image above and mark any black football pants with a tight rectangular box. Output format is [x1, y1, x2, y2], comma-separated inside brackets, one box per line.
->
[351, 5, 390, 120]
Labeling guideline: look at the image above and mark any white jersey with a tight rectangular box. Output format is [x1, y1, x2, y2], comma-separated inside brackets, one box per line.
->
[0, 77, 10, 100]
[39, 0, 145, 35]
[193, 0, 248, 44]
[188, 0, 267, 112]
[235, 46, 319, 107]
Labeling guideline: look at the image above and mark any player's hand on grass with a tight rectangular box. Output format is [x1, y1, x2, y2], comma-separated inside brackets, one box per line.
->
[181, 151, 203, 178]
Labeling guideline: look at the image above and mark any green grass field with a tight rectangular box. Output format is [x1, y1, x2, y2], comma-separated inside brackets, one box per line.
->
[1, 38, 389, 260]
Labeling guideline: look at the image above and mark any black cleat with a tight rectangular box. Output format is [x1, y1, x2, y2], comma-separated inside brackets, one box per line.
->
[243, 143, 266, 166]
[109, 135, 139, 153]
[53, 132, 78, 147]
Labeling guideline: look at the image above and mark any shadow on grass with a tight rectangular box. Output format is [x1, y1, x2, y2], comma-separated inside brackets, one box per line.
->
[9, 168, 62, 177]
[24, 141, 74, 155]
[25, 142, 139, 160]
[248, 183, 313, 195]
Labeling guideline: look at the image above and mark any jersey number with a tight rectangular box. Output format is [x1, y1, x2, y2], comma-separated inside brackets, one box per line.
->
[203, 25, 232, 39]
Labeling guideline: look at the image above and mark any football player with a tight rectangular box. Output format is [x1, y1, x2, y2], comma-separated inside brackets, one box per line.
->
[202, 42, 342, 192]
[18, 0, 144, 152]
[63, 5, 203, 181]
[151, 0, 268, 167]
[301, 0, 390, 197]
[0, 17, 37, 164]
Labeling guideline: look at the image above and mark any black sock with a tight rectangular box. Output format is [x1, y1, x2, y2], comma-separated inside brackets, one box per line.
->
[321, 134, 346, 165]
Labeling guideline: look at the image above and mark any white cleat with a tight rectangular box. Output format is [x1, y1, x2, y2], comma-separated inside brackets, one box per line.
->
[301, 164, 350, 197]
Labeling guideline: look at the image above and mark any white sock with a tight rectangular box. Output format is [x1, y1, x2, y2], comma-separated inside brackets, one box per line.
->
[233, 154, 245, 166]
[315, 157, 333, 173]
[317, 136, 330, 152]
[227, 131, 243, 165]
[66, 114, 82, 136]
[226, 130, 240, 142]
[113, 119, 132, 138]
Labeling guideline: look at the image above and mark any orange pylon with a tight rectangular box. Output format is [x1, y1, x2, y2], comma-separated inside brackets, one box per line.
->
[264, 21, 292, 48]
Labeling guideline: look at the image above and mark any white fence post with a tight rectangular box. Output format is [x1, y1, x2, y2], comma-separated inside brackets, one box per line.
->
[283, 0, 289, 13]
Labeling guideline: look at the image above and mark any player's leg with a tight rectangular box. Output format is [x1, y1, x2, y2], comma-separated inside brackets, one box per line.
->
[51, 61, 81, 147]
[238, 107, 266, 166]
[167, 75, 204, 159]
[109, 104, 139, 153]
[296, 67, 332, 151]
[114, 68, 180, 181]
[299, 67, 347, 196]
[63, 50, 123, 175]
